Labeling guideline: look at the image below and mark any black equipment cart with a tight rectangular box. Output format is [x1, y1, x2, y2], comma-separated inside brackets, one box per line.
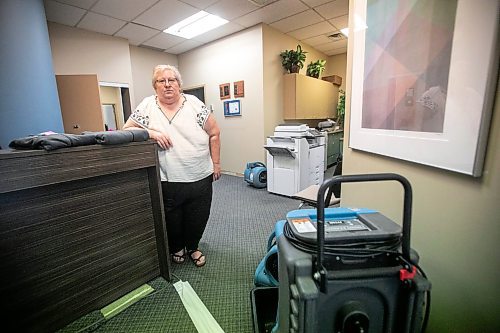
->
[277, 173, 431, 333]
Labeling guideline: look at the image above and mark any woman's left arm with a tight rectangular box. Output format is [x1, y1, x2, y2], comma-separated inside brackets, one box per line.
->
[204, 113, 221, 181]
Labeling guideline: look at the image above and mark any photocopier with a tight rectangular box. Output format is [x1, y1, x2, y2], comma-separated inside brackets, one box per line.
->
[264, 124, 325, 196]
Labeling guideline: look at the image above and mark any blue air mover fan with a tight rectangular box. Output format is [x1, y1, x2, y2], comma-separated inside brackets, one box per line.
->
[244, 162, 267, 188]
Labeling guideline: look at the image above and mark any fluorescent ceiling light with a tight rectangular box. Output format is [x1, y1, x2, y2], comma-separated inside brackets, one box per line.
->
[163, 11, 228, 39]
[340, 27, 349, 37]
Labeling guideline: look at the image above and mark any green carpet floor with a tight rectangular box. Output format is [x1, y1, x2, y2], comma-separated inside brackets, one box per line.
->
[58, 174, 301, 333]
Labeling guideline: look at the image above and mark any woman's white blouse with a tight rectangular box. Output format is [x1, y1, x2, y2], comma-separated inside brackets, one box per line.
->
[130, 94, 213, 182]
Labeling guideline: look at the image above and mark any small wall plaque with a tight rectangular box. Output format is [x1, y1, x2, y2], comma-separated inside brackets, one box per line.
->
[234, 80, 244, 98]
[219, 83, 230, 100]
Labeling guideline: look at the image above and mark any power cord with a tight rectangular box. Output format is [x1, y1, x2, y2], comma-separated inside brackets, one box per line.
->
[283, 222, 401, 259]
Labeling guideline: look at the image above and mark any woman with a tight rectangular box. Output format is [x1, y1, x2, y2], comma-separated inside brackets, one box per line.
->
[124, 65, 221, 267]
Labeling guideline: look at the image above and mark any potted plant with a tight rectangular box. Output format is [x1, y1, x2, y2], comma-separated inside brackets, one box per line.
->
[306, 59, 326, 78]
[336, 89, 345, 128]
[280, 44, 307, 73]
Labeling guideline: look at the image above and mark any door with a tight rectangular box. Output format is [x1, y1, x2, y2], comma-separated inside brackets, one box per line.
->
[56, 75, 104, 134]
[101, 104, 117, 131]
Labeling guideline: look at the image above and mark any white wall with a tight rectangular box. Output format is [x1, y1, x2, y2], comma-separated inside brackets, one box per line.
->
[342, 1, 500, 331]
[178, 25, 264, 175]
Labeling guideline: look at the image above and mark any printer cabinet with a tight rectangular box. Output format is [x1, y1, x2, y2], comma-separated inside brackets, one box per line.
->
[0, 141, 169, 333]
[283, 73, 339, 120]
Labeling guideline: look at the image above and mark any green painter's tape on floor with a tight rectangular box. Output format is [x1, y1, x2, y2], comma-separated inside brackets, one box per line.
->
[100, 284, 154, 320]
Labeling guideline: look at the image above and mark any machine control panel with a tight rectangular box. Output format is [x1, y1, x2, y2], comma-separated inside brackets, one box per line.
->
[286, 207, 402, 244]
[325, 218, 370, 232]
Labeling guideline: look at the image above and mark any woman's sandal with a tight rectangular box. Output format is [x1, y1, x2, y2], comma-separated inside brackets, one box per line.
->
[187, 250, 206, 267]
[172, 249, 186, 264]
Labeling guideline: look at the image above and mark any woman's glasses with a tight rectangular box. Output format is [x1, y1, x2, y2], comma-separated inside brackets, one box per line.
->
[156, 78, 177, 86]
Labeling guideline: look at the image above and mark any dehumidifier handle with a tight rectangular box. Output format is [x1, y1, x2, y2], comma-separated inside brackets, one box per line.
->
[315, 173, 413, 292]
[251, 162, 266, 168]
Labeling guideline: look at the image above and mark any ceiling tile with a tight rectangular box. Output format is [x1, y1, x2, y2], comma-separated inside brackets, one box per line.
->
[301, 34, 332, 47]
[329, 14, 348, 29]
[234, 0, 308, 27]
[325, 47, 347, 56]
[300, 0, 332, 7]
[44, 0, 86, 26]
[330, 39, 348, 49]
[133, 0, 198, 31]
[165, 39, 203, 54]
[51, 0, 98, 10]
[315, 38, 347, 52]
[288, 20, 335, 40]
[191, 22, 246, 43]
[315, 0, 348, 19]
[142, 31, 185, 50]
[77, 12, 126, 35]
[91, 0, 158, 21]
[270, 9, 323, 33]
[205, 0, 260, 20]
[114, 23, 160, 46]
[180, 0, 219, 10]
[43, 1, 349, 57]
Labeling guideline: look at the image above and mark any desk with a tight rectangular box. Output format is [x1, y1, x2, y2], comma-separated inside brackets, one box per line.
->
[0, 141, 169, 332]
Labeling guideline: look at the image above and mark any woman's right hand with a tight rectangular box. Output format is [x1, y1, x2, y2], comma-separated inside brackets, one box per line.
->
[148, 129, 173, 150]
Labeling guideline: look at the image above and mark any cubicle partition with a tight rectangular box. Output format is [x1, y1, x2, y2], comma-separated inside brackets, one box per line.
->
[0, 141, 170, 332]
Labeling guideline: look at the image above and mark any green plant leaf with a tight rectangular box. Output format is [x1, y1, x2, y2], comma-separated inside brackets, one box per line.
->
[306, 59, 326, 78]
[279, 44, 308, 73]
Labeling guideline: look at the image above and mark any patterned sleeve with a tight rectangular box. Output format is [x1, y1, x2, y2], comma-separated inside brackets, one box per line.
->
[196, 105, 210, 129]
[129, 96, 152, 128]
[184, 94, 210, 128]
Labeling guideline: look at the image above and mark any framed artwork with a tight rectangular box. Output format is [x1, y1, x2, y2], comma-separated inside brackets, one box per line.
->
[223, 100, 241, 117]
[234, 80, 245, 98]
[219, 83, 230, 100]
[349, 0, 499, 177]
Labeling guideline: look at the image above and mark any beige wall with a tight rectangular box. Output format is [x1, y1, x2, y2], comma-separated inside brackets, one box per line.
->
[178, 25, 264, 175]
[262, 24, 339, 141]
[48, 22, 347, 176]
[129, 45, 178, 106]
[325, 53, 347, 92]
[48, 22, 135, 106]
[342, 1, 500, 331]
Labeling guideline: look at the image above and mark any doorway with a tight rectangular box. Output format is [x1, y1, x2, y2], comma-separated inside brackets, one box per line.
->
[183, 86, 205, 103]
[99, 82, 131, 130]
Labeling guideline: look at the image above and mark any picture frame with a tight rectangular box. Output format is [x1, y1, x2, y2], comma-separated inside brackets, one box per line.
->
[219, 83, 230, 100]
[234, 80, 245, 98]
[223, 100, 241, 117]
[349, 0, 499, 177]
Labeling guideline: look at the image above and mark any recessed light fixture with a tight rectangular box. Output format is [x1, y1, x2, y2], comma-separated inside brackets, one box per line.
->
[163, 11, 228, 39]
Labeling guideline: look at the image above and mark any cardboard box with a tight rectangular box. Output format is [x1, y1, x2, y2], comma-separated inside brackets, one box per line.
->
[322, 75, 342, 86]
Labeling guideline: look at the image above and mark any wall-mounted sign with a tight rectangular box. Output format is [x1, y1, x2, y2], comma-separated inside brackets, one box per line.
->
[234, 80, 244, 98]
[219, 83, 230, 100]
[223, 100, 241, 117]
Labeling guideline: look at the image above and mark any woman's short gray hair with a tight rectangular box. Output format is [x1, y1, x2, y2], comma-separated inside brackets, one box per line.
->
[152, 64, 183, 88]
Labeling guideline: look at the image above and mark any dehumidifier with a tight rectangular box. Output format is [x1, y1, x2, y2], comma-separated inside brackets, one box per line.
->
[277, 173, 431, 333]
[244, 162, 267, 188]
